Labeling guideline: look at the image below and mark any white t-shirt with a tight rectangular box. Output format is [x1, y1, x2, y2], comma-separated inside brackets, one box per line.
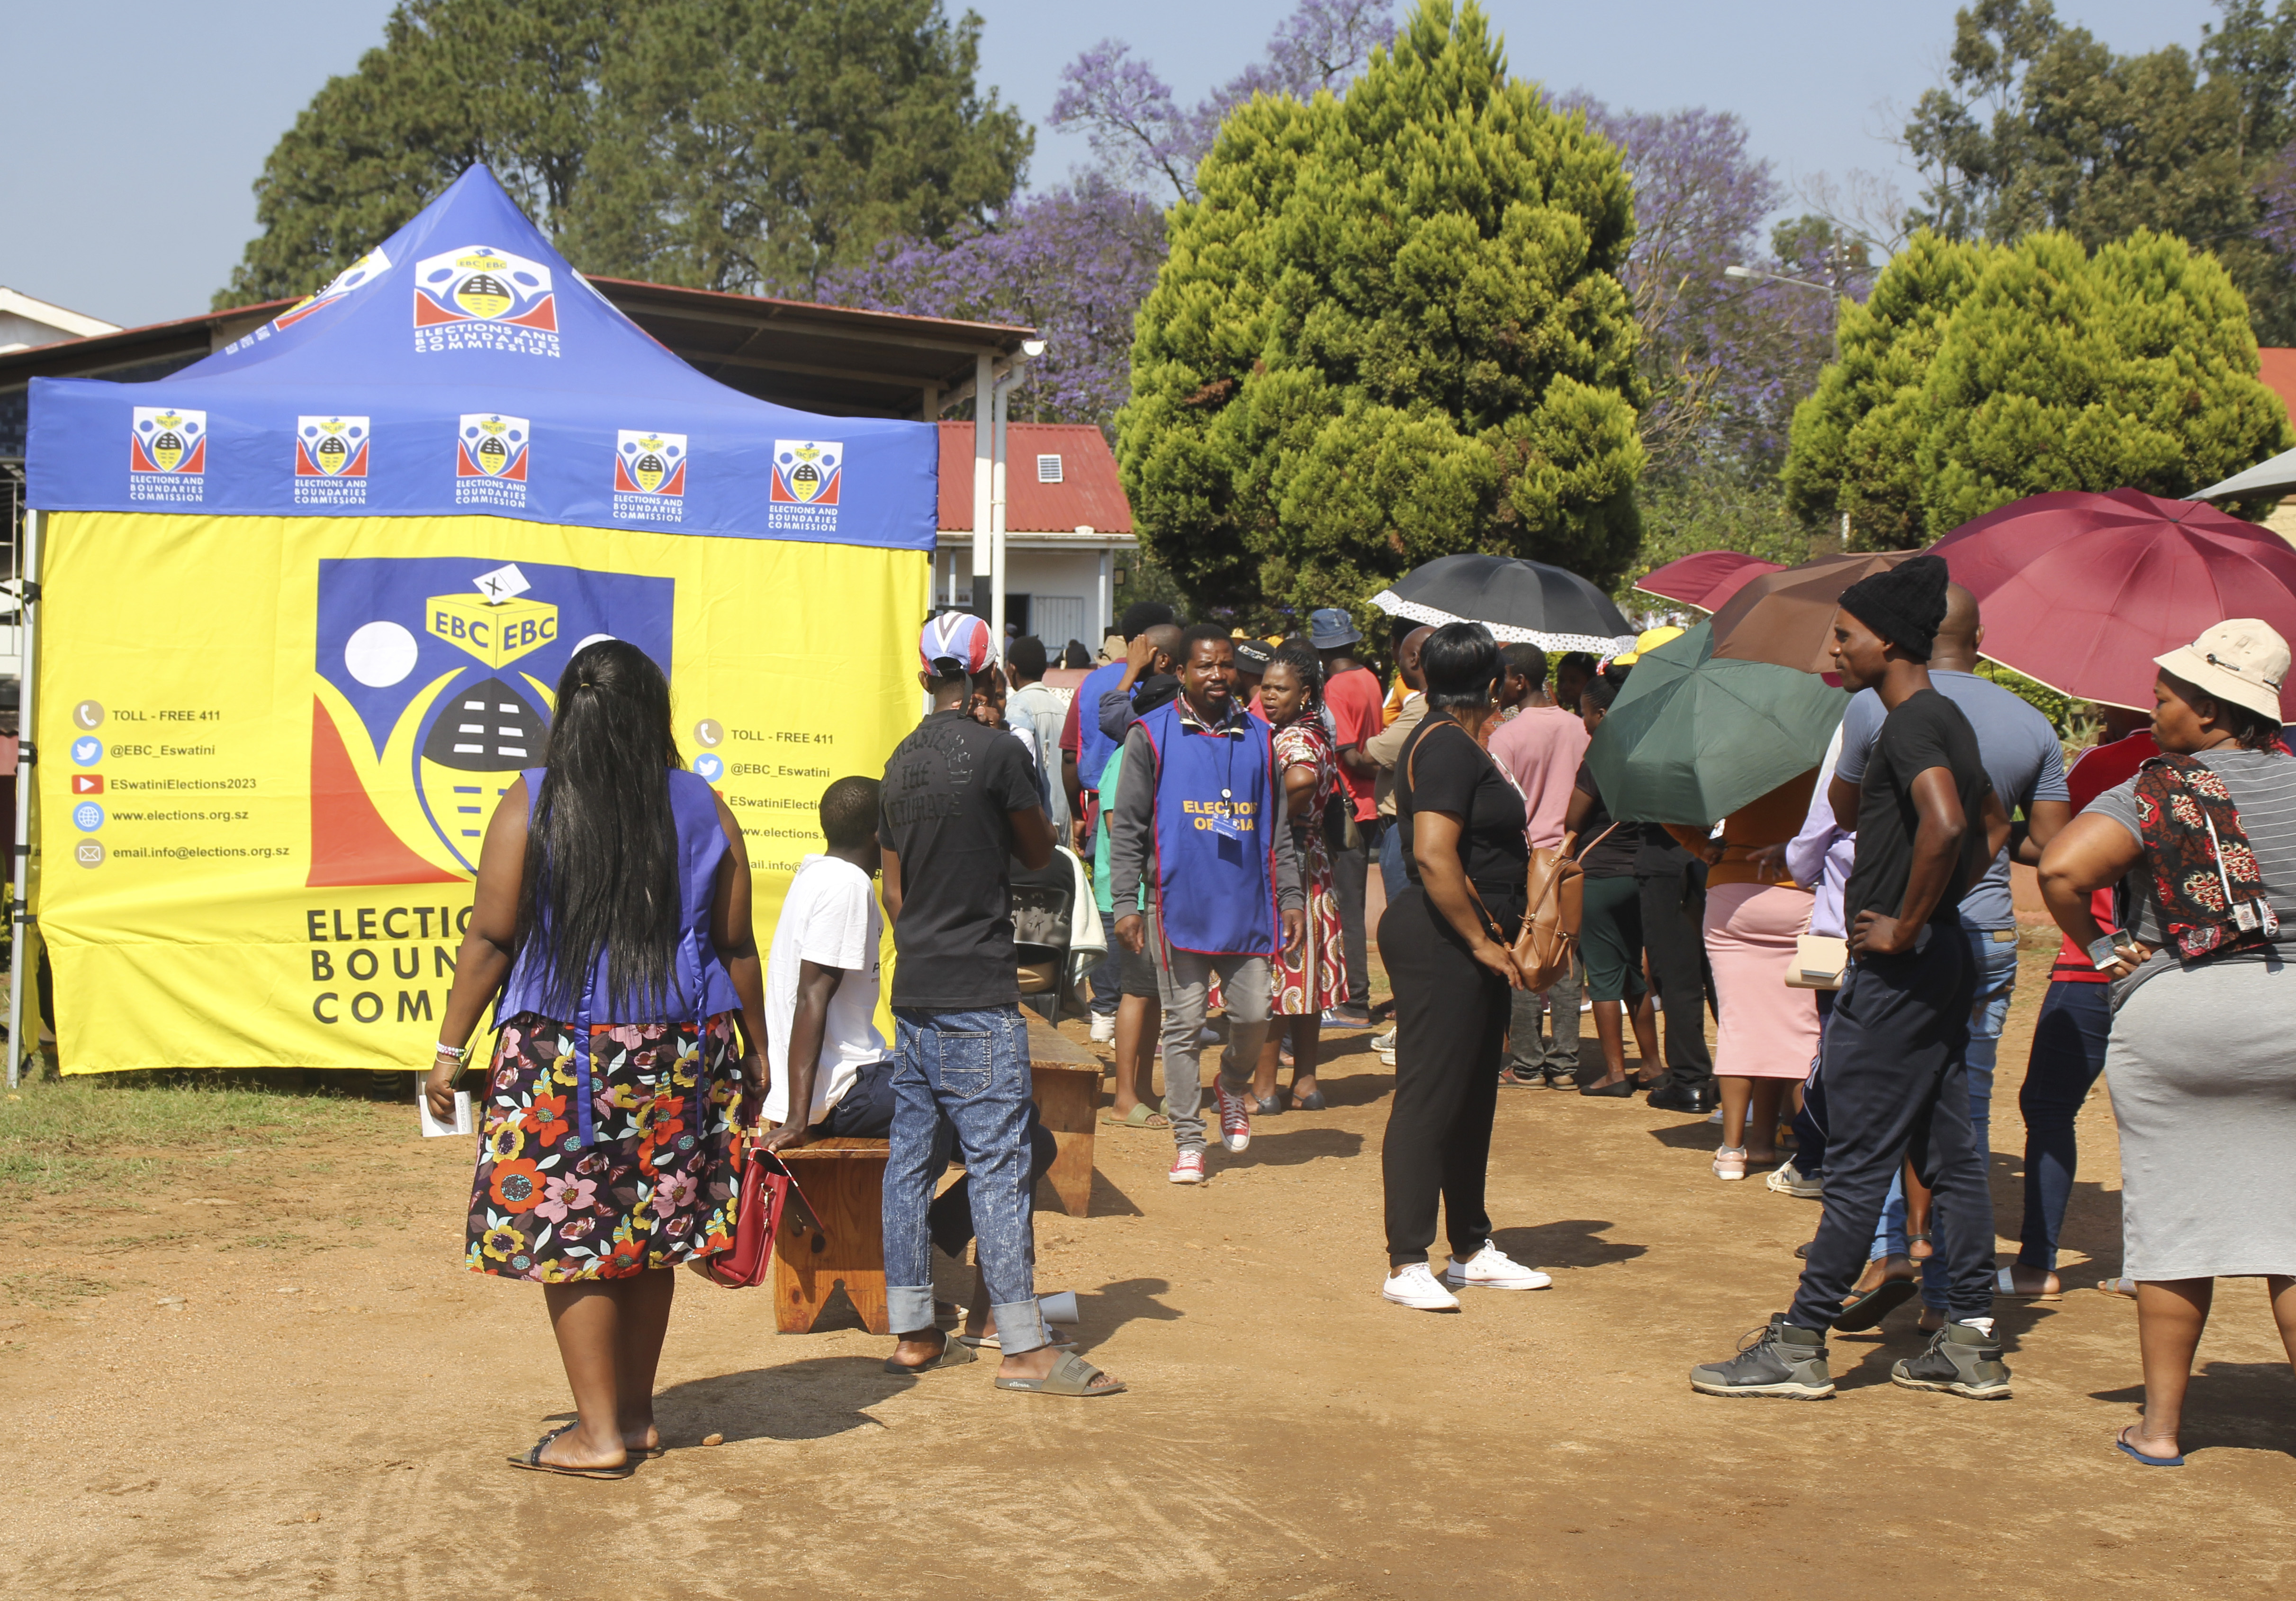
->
[764, 854, 887, 1125]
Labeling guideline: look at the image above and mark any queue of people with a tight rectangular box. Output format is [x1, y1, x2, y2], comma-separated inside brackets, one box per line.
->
[423, 561, 2296, 1474]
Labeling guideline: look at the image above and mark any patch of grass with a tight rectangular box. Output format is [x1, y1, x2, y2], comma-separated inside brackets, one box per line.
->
[0, 1074, 392, 1195]
[0, 1270, 115, 1309]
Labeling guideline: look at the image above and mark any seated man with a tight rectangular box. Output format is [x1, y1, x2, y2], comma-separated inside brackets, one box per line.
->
[762, 773, 1062, 1349]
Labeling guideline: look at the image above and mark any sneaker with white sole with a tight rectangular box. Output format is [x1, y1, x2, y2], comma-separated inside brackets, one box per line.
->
[1167, 1149, 1206, 1185]
[1089, 1014, 1116, 1044]
[1766, 1160, 1823, 1198]
[1444, 1241, 1552, 1291]
[1713, 1144, 1748, 1180]
[1381, 1261, 1461, 1311]
[1213, 1080, 1252, 1152]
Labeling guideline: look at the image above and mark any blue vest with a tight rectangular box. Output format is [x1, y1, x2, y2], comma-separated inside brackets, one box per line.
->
[1138, 698, 1279, 957]
[1074, 661, 1127, 791]
[496, 766, 741, 1151]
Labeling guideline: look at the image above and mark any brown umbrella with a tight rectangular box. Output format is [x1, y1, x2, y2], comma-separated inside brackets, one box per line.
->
[1705, 551, 1921, 674]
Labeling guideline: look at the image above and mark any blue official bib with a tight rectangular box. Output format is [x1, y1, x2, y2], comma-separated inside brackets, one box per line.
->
[1138, 699, 1279, 956]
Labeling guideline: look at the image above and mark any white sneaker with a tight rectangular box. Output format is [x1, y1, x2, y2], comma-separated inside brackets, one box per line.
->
[1168, 1149, 1206, 1184]
[1089, 1014, 1116, 1043]
[1766, 1160, 1823, 1198]
[1713, 1144, 1749, 1181]
[1213, 1080, 1252, 1152]
[1444, 1241, 1552, 1291]
[1371, 1028, 1396, 1052]
[1382, 1262, 1462, 1312]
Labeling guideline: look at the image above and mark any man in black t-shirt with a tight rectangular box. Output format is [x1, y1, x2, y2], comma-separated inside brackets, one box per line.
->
[1692, 556, 2012, 1404]
[877, 613, 1123, 1398]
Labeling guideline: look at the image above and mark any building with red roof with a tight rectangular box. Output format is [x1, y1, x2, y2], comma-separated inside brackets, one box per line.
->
[934, 420, 1134, 657]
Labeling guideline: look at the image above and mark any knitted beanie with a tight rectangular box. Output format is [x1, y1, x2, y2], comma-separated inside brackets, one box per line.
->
[1837, 555, 1950, 660]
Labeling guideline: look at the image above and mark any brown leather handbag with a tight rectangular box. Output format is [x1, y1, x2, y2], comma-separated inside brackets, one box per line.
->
[1405, 721, 1612, 988]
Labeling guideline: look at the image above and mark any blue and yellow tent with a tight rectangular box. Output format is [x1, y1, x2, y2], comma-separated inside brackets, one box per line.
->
[20, 167, 934, 1073]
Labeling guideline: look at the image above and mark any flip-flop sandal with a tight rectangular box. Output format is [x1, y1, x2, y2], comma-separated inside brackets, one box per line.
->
[1497, 1068, 1540, 1089]
[2116, 1425, 2184, 1467]
[1290, 1089, 1327, 1111]
[1833, 1277, 1920, 1333]
[1905, 1231, 1935, 1260]
[883, 1334, 979, 1375]
[1994, 1266, 2062, 1301]
[507, 1424, 637, 1479]
[2097, 1277, 2138, 1298]
[1100, 1104, 1171, 1130]
[994, 1349, 1127, 1397]
[958, 1326, 1079, 1351]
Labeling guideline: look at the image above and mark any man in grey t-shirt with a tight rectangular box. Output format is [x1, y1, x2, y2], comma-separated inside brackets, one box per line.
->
[1833, 586, 2070, 1314]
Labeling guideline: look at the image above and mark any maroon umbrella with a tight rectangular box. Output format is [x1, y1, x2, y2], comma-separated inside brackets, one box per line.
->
[1927, 489, 2296, 714]
[1633, 550, 1785, 613]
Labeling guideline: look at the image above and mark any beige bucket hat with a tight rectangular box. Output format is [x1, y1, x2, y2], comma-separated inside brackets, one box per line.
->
[2154, 619, 2291, 723]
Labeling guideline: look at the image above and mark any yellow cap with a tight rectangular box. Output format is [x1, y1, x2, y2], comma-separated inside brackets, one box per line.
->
[1613, 625, 1684, 666]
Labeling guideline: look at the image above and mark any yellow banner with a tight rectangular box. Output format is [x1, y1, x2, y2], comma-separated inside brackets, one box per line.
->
[36, 510, 927, 1073]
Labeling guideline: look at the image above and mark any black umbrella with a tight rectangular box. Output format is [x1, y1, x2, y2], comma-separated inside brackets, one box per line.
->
[1369, 554, 1638, 654]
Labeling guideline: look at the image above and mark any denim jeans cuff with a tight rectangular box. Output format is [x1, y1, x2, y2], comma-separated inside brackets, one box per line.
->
[887, 1285, 936, 1338]
[990, 1299, 1047, 1355]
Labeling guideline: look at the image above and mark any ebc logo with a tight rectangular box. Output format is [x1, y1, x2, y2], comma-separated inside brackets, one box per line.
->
[612, 430, 688, 524]
[413, 244, 559, 356]
[131, 407, 206, 476]
[274, 247, 391, 330]
[296, 416, 370, 478]
[455, 414, 528, 480]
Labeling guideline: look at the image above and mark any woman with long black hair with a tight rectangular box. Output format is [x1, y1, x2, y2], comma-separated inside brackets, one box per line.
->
[1378, 623, 1552, 1311]
[425, 639, 769, 1478]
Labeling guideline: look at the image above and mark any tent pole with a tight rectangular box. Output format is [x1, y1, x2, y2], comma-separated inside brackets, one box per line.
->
[8, 508, 40, 1089]
[972, 354, 992, 630]
[990, 371, 1010, 658]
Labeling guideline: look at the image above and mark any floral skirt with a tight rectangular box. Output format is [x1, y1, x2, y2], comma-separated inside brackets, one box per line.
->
[464, 1011, 743, 1283]
[1272, 826, 1349, 1015]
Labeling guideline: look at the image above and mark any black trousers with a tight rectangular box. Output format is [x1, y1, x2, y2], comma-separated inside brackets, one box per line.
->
[1788, 925, 1993, 1328]
[1330, 816, 1376, 1011]
[820, 1059, 1056, 1259]
[1638, 868, 1714, 1087]
[1379, 883, 1519, 1265]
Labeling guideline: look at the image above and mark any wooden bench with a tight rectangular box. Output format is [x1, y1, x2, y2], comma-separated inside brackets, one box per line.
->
[771, 1137, 890, 1335]
[769, 1023, 1103, 1331]
[1027, 1015, 1102, 1217]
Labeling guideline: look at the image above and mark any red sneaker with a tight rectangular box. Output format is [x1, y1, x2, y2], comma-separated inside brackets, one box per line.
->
[1168, 1149, 1206, 1185]
[1214, 1081, 1252, 1153]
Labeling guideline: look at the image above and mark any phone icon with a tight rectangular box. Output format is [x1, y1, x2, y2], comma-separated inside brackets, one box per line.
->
[73, 700, 105, 729]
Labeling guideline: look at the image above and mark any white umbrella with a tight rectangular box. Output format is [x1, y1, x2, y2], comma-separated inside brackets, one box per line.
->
[2196, 445, 2296, 501]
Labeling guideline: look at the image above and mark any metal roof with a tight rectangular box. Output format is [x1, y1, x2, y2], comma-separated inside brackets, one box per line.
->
[934, 422, 1133, 535]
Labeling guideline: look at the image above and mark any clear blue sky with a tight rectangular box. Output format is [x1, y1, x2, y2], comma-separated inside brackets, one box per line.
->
[0, 0, 2224, 329]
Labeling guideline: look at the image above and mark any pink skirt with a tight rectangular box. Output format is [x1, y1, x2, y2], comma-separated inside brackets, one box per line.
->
[1703, 881, 1820, 1080]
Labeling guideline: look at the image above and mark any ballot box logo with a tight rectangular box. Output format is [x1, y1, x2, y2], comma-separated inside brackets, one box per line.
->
[311, 558, 675, 885]
[131, 408, 206, 476]
[296, 416, 369, 477]
[275, 246, 392, 330]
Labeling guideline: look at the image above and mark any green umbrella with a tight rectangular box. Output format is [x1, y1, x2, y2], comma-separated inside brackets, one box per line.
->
[1583, 622, 1847, 826]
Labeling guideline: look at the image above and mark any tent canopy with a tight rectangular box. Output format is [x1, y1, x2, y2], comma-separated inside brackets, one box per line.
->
[26, 165, 935, 549]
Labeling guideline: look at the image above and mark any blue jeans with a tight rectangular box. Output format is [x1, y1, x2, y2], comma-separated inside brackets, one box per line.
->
[2015, 978, 2111, 1271]
[1873, 926, 2017, 1300]
[1087, 946, 1122, 1018]
[882, 1005, 1046, 1354]
[1379, 815, 1407, 904]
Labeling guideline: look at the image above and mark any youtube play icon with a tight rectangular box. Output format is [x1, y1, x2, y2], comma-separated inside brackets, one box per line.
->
[72, 775, 104, 795]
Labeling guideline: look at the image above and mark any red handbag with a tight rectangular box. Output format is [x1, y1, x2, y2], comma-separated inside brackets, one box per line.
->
[688, 1142, 817, 1289]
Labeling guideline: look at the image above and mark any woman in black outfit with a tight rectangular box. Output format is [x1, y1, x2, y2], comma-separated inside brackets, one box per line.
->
[1378, 624, 1554, 1312]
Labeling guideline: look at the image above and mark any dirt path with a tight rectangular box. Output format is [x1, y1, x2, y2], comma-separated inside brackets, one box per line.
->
[3, 940, 2290, 1598]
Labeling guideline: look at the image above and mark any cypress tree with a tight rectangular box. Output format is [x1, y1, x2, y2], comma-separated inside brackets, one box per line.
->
[1117, 0, 1647, 622]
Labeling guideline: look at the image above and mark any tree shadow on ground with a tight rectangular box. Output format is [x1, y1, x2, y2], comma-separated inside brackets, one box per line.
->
[2090, 1362, 2296, 1461]
[1491, 1219, 1646, 1272]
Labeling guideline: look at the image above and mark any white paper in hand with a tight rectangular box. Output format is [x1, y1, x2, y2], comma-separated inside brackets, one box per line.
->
[419, 1088, 474, 1139]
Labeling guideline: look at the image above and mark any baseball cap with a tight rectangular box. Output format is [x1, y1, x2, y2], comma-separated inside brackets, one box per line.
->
[1308, 607, 1362, 648]
[1233, 639, 1274, 677]
[919, 611, 994, 676]
[2154, 619, 2290, 724]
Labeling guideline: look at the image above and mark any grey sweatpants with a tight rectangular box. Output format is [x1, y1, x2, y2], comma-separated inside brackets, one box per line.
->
[1149, 903, 1273, 1154]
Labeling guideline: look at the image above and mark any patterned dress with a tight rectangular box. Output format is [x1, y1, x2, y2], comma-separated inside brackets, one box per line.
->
[1271, 718, 1350, 1016]
[465, 1012, 744, 1283]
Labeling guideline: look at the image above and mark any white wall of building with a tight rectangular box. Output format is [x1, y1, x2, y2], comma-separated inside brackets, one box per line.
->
[936, 537, 1121, 652]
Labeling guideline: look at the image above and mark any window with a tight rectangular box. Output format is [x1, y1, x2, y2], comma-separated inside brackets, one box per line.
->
[1036, 454, 1063, 484]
